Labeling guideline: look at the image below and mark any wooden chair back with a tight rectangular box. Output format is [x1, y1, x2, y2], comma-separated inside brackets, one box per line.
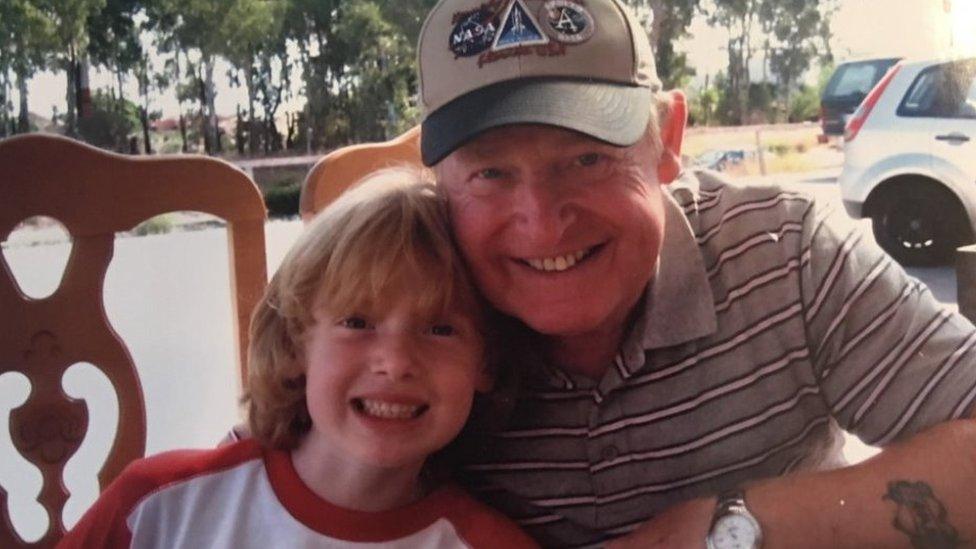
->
[300, 126, 423, 220]
[0, 134, 267, 547]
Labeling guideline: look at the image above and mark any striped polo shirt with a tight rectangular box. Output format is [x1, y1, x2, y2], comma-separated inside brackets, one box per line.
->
[459, 170, 976, 547]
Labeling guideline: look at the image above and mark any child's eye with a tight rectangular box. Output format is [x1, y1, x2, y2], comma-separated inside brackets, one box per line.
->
[339, 317, 370, 330]
[429, 324, 457, 337]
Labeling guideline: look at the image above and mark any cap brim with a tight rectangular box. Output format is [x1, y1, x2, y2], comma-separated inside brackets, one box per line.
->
[421, 78, 653, 166]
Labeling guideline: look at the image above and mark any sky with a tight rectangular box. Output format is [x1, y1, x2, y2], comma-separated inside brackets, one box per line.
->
[18, 0, 976, 120]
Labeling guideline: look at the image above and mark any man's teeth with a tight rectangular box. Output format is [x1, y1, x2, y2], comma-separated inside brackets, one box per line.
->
[526, 249, 588, 272]
[359, 399, 422, 419]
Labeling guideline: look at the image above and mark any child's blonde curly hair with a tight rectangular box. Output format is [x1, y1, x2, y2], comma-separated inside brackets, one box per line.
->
[243, 167, 488, 450]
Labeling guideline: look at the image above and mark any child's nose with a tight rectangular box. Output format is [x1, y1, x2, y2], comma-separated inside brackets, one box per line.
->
[370, 335, 420, 380]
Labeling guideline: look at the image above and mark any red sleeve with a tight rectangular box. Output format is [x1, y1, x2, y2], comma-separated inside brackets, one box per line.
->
[437, 485, 539, 548]
[57, 461, 146, 548]
[58, 441, 263, 548]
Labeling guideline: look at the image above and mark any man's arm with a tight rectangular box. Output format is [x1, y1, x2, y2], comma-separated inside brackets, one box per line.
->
[608, 413, 976, 548]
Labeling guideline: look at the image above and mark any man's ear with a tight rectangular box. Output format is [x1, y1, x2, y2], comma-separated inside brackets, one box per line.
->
[657, 89, 687, 185]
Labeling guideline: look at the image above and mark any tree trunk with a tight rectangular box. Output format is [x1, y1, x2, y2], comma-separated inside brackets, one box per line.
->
[140, 106, 152, 154]
[65, 46, 78, 136]
[203, 55, 220, 154]
[197, 64, 210, 154]
[116, 66, 126, 104]
[245, 63, 258, 155]
[16, 70, 30, 133]
[236, 105, 246, 155]
[78, 54, 92, 120]
[179, 114, 189, 153]
[0, 73, 10, 137]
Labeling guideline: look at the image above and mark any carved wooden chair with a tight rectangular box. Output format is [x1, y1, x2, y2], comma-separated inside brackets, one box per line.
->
[300, 125, 424, 219]
[0, 134, 268, 547]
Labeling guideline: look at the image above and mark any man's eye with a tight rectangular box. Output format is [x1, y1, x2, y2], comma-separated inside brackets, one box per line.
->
[477, 168, 503, 179]
[339, 317, 370, 330]
[576, 153, 601, 167]
[429, 324, 457, 337]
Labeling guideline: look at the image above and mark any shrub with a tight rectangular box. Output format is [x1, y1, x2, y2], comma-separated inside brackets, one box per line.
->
[264, 182, 302, 218]
[133, 214, 175, 236]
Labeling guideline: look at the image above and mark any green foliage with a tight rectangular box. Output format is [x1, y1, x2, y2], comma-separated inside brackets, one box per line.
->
[8, 0, 839, 150]
[688, 76, 724, 126]
[133, 213, 176, 236]
[788, 83, 820, 123]
[767, 142, 790, 156]
[264, 181, 301, 218]
[78, 89, 139, 150]
[624, 0, 701, 89]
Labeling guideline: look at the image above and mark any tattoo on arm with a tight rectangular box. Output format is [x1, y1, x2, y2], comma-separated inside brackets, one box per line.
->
[883, 480, 960, 549]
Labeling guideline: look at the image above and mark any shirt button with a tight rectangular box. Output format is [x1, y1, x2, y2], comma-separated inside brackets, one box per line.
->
[601, 445, 619, 461]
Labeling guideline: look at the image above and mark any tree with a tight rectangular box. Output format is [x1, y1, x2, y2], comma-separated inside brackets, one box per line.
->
[760, 0, 825, 121]
[37, 0, 106, 136]
[221, 0, 286, 155]
[625, 0, 702, 89]
[78, 89, 139, 151]
[709, 0, 759, 125]
[86, 0, 143, 104]
[150, 0, 235, 154]
[0, 0, 56, 134]
[708, 0, 834, 125]
[284, 0, 420, 151]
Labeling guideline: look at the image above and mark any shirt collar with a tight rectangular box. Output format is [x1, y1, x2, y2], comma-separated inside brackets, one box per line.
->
[531, 171, 719, 389]
[618, 173, 718, 376]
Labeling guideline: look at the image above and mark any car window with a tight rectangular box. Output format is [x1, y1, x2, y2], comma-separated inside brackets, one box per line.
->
[823, 59, 898, 101]
[899, 60, 976, 119]
[828, 64, 881, 98]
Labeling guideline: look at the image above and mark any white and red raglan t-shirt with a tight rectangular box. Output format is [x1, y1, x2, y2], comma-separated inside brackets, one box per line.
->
[59, 439, 536, 548]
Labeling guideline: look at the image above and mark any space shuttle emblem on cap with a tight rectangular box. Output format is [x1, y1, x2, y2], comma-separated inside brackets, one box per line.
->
[492, 0, 549, 50]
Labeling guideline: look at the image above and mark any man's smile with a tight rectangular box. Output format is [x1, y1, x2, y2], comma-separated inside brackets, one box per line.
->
[518, 243, 605, 273]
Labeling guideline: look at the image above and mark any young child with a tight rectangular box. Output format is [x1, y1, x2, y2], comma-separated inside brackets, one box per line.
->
[60, 169, 536, 548]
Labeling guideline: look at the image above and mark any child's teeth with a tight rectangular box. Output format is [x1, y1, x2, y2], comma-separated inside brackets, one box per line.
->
[360, 399, 420, 419]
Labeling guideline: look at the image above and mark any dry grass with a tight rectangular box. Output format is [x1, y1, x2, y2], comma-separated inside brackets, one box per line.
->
[684, 124, 840, 177]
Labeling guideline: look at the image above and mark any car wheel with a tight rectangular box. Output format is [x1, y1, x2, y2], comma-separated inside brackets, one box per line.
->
[871, 183, 966, 266]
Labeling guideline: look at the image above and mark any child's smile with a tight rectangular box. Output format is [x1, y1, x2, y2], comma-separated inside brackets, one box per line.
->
[297, 296, 490, 472]
[352, 397, 429, 420]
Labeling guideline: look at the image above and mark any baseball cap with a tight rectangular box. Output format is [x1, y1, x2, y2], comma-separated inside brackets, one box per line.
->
[418, 0, 662, 166]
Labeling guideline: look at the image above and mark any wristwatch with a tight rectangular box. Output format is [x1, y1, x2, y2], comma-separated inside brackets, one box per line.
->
[705, 489, 763, 549]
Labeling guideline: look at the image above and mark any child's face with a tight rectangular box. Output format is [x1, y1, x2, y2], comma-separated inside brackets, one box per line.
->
[300, 295, 490, 471]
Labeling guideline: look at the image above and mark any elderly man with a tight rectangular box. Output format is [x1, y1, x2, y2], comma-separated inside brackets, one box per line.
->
[417, 0, 976, 546]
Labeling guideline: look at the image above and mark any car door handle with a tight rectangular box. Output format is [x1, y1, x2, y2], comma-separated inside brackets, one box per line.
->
[935, 133, 970, 143]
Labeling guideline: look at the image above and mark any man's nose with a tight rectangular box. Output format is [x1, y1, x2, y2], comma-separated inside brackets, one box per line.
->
[513, 174, 576, 245]
[370, 334, 420, 380]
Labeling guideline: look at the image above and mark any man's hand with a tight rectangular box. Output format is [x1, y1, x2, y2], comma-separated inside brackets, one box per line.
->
[605, 496, 715, 549]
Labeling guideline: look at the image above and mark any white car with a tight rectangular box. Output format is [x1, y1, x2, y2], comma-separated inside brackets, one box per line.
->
[839, 55, 976, 265]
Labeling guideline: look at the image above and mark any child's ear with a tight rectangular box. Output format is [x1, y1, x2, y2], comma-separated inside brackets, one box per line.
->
[475, 360, 494, 393]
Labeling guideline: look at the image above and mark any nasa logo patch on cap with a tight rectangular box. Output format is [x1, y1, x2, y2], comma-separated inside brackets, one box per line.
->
[449, 6, 500, 57]
[542, 0, 595, 43]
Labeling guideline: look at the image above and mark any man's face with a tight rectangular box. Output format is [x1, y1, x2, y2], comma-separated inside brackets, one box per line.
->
[436, 125, 666, 339]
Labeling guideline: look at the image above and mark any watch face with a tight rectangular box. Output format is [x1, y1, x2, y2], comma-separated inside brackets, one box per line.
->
[710, 513, 760, 549]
